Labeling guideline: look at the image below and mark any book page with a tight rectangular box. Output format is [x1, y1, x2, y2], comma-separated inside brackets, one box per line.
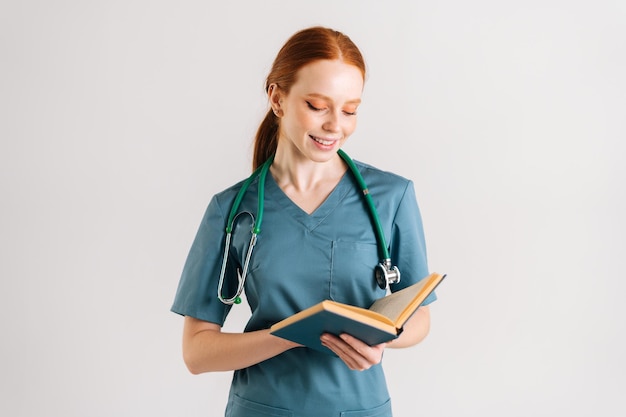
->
[368, 273, 443, 326]
[325, 301, 395, 327]
[270, 300, 397, 334]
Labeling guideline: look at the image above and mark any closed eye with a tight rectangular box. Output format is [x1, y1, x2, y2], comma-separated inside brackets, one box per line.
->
[306, 100, 357, 116]
[306, 101, 326, 112]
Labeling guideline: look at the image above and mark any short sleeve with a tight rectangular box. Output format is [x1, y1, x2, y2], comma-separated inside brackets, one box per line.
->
[389, 181, 437, 305]
[170, 195, 234, 325]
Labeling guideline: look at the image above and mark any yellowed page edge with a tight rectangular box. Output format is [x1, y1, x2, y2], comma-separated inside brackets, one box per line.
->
[368, 273, 444, 327]
[395, 273, 444, 326]
[270, 300, 397, 334]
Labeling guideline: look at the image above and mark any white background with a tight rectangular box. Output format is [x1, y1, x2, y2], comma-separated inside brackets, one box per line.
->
[1, 1, 625, 416]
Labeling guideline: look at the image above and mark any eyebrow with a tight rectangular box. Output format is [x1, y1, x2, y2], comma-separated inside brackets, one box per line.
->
[305, 93, 362, 105]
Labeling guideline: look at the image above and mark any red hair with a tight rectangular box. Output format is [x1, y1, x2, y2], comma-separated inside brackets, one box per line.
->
[252, 27, 366, 170]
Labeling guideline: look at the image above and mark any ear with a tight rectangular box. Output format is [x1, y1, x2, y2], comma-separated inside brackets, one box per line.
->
[268, 83, 283, 117]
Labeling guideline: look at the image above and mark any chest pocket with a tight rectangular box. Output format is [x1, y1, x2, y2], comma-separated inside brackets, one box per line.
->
[330, 240, 386, 307]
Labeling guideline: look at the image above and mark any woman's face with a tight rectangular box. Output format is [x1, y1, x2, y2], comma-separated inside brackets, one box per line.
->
[271, 59, 364, 164]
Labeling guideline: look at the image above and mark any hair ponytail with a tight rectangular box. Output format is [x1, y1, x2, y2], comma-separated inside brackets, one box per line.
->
[253, 109, 279, 170]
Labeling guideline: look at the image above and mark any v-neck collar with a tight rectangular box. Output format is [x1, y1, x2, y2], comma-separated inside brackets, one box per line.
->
[264, 170, 353, 231]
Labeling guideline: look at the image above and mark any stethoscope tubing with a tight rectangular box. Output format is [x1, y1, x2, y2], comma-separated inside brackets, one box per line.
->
[225, 155, 274, 234]
[337, 149, 391, 262]
[217, 150, 396, 304]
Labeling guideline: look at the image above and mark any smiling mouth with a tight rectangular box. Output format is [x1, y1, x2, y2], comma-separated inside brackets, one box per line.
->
[310, 135, 337, 146]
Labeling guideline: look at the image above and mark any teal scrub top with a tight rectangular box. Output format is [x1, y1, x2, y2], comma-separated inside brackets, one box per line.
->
[172, 159, 436, 417]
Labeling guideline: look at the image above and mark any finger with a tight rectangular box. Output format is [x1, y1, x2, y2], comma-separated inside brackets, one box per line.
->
[321, 334, 371, 371]
[339, 334, 386, 364]
[320, 334, 363, 370]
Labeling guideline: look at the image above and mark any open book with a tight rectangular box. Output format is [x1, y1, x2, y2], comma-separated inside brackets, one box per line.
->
[270, 272, 445, 355]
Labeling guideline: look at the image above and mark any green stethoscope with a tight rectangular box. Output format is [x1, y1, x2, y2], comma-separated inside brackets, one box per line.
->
[217, 149, 400, 305]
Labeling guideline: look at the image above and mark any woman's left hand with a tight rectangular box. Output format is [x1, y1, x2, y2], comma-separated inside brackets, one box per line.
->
[320, 333, 386, 371]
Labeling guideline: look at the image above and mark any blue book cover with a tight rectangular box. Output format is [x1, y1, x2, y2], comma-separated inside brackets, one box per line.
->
[270, 273, 445, 355]
[270, 301, 400, 355]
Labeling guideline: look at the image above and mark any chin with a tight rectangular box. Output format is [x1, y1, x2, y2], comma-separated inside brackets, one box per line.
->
[308, 150, 339, 163]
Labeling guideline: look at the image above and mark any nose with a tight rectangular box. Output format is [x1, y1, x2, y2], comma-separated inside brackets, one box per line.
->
[322, 110, 341, 133]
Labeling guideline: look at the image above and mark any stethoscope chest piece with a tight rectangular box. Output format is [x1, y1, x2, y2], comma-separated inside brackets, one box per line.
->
[375, 259, 401, 290]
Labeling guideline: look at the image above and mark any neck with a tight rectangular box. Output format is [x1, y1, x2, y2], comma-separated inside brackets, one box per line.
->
[270, 149, 346, 193]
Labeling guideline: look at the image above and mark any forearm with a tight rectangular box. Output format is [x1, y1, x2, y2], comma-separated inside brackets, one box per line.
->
[387, 305, 430, 349]
[183, 317, 299, 374]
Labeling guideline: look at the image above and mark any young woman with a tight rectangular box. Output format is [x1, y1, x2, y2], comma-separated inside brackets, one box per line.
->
[172, 26, 437, 417]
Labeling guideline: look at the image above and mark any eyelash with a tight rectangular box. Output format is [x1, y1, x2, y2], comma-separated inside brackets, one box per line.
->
[306, 101, 357, 116]
[306, 101, 324, 112]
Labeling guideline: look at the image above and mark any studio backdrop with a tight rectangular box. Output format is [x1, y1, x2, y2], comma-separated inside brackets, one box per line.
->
[1, 1, 624, 416]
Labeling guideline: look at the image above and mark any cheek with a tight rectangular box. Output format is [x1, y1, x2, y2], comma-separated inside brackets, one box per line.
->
[343, 118, 358, 135]
[280, 112, 311, 136]
[293, 110, 317, 132]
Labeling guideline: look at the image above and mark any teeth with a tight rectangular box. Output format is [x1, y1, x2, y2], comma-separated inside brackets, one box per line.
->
[312, 136, 334, 146]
